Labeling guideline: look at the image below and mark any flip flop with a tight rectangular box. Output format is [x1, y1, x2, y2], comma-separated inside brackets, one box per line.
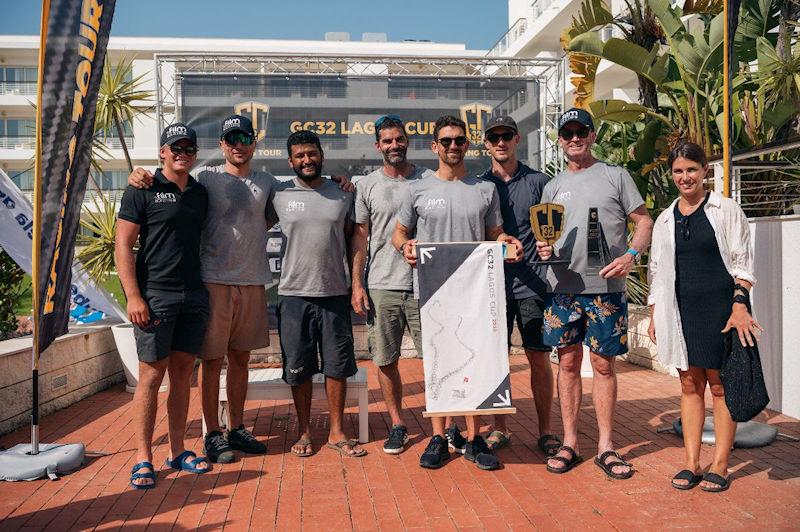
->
[165, 450, 210, 474]
[700, 472, 730, 492]
[291, 438, 314, 457]
[594, 450, 634, 480]
[671, 469, 703, 490]
[486, 430, 511, 451]
[537, 434, 562, 456]
[546, 445, 582, 474]
[326, 439, 367, 458]
[130, 461, 156, 490]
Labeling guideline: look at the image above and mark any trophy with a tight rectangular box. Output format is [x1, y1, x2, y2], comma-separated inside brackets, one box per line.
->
[530, 203, 569, 265]
[586, 207, 612, 275]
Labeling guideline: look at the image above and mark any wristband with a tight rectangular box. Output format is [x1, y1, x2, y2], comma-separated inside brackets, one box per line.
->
[626, 248, 639, 258]
[733, 294, 749, 306]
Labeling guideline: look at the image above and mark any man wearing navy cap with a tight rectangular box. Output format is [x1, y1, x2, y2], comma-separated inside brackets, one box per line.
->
[116, 123, 210, 488]
[536, 108, 653, 479]
[475, 115, 560, 458]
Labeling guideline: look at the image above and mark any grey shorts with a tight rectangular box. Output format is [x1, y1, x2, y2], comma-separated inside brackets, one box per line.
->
[276, 295, 357, 385]
[367, 289, 423, 366]
[134, 288, 210, 363]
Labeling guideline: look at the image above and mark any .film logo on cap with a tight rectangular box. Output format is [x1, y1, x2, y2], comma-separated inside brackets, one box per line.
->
[223, 117, 241, 130]
[166, 125, 188, 138]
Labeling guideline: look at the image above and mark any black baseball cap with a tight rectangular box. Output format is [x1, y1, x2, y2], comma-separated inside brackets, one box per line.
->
[558, 107, 594, 133]
[484, 115, 518, 134]
[220, 114, 255, 138]
[160, 123, 197, 146]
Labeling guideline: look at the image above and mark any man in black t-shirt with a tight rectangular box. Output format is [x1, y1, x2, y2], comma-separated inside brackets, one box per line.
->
[115, 123, 210, 490]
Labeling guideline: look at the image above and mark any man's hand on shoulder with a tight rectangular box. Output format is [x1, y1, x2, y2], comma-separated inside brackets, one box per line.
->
[331, 174, 355, 192]
[128, 167, 154, 189]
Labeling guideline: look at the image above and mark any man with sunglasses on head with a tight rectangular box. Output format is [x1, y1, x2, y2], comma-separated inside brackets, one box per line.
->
[476, 116, 560, 458]
[116, 124, 210, 489]
[127, 115, 276, 464]
[350, 115, 434, 455]
[535, 108, 653, 479]
[391, 115, 523, 471]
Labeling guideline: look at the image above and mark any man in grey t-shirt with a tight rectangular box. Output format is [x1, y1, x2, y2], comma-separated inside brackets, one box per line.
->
[392, 115, 523, 471]
[269, 130, 365, 459]
[536, 108, 653, 479]
[351, 115, 434, 455]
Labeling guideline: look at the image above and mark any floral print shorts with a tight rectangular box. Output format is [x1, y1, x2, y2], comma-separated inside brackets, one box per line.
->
[542, 292, 628, 356]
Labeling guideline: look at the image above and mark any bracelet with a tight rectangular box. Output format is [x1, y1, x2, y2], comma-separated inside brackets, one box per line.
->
[733, 294, 749, 306]
[626, 248, 639, 258]
[398, 240, 409, 254]
[734, 283, 749, 295]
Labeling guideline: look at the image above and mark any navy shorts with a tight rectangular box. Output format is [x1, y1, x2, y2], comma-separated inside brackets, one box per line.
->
[134, 287, 210, 363]
[506, 295, 549, 351]
[276, 295, 357, 386]
[542, 292, 628, 356]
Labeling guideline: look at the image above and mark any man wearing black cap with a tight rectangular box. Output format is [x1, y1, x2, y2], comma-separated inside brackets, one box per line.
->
[116, 123, 210, 489]
[127, 115, 275, 463]
[535, 108, 653, 479]
[476, 115, 560, 457]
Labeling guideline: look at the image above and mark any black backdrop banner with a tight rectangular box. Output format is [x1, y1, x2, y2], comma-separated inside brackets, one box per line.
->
[34, 0, 116, 354]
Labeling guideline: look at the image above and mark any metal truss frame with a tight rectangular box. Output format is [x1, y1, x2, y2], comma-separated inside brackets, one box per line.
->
[154, 53, 564, 170]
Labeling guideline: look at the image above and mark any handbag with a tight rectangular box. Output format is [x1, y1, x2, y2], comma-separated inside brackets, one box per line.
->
[720, 328, 770, 422]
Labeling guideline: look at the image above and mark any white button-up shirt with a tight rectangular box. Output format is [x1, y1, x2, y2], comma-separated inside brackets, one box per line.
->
[647, 191, 756, 370]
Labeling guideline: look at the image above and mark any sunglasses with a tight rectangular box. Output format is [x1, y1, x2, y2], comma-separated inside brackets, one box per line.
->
[223, 132, 255, 146]
[375, 114, 403, 128]
[559, 127, 591, 140]
[437, 136, 468, 148]
[169, 144, 198, 155]
[677, 215, 690, 241]
[485, 131, 515, 143]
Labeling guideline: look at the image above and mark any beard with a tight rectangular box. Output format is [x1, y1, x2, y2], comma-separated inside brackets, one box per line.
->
[383, 147, 407, 167]
[293, 162, 323, 182]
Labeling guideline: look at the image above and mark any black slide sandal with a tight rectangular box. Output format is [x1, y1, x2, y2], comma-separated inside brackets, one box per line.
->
[546, 445, 582, 474]
[671, 469, 702, 490]
[700, 472, 730, 492]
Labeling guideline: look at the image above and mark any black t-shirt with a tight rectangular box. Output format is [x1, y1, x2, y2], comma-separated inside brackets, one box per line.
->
[118, 169, 208, 292]
[478, 162, 550, 299]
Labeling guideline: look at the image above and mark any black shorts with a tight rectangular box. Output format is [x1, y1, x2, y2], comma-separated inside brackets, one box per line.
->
[276, 295, 357, 386]
[134, 287, 210, 363]
[507, 295, 549, 351]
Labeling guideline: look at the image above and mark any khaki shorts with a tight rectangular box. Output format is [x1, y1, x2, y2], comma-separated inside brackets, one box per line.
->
[199, 283, 270, 359]
[367, 289, 423, 366]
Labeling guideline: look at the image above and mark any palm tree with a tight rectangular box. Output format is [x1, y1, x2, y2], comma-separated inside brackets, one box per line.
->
[94, 57, 152, 172]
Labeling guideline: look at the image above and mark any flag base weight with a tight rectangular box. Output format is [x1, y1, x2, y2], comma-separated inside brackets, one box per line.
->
[0, 443, 85, 481]
[661, 416, 782, 448]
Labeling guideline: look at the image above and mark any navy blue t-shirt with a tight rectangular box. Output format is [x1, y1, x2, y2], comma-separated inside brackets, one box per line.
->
[118, 170, 208, 292]
[478, 162, 550, 299]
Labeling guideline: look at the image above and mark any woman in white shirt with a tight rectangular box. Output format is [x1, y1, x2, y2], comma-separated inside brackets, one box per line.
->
[647, 141, 762, 492]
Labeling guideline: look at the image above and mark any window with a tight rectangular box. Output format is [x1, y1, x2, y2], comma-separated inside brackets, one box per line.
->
[0, 67, 38, 83]
[0, 119, 36, 137]
[90, 169, 129, 190]
[9, 168, 34, 191]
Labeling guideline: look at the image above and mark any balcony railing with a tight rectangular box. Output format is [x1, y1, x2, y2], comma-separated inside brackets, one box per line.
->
[101, 137, 135, 150]
[531, 0, 557, 19]
[0, 136, 35, 149]
[0, 82, 37, 96]
[487, 17, 529, 57]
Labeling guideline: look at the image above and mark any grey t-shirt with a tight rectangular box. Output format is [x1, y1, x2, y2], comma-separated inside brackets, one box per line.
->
[354, 166, 434, 291]
[270, 178, 354, 297]
[540, 161, 644, 294]
[196, 165, 277, 285]
[397, 174, 503, 243]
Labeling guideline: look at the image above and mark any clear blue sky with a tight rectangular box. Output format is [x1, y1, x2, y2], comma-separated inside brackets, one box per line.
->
[0, 0, 508, 50]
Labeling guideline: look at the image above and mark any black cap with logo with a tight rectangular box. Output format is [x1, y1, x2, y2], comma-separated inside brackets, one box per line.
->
[220, 114, 255, 138]
[558, 107, 595, 133]
[484, 115, 518, 135]
[160, 122, 197, 146]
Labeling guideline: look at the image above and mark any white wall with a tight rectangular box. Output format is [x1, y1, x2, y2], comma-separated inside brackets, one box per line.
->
[750, 215, 800, 419]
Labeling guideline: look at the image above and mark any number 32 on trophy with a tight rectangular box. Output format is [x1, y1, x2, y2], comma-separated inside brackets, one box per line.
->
[530, 203, 569, 265]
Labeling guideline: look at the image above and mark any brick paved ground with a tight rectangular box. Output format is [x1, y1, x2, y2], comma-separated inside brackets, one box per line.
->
[1, 357, 798, 531]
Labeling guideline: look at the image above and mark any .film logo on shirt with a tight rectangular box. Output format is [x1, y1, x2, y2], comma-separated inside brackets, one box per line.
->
[286, 200, 305, 212]
[154, 192, 177, 203]
[424, 198, 446, 210]
[556, 191, 572, 202]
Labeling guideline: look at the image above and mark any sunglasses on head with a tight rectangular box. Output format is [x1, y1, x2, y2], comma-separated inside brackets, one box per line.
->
[559, 127, 591, 140]
[224, 132, 255, 146]
[169, 144, 198, 155]
[437, 136, 468, 148]
[485, 131, 515, 143]
[375, 114, 402, 128]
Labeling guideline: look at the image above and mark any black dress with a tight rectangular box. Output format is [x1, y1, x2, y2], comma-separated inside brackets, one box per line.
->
[674, 194, 734, 369]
